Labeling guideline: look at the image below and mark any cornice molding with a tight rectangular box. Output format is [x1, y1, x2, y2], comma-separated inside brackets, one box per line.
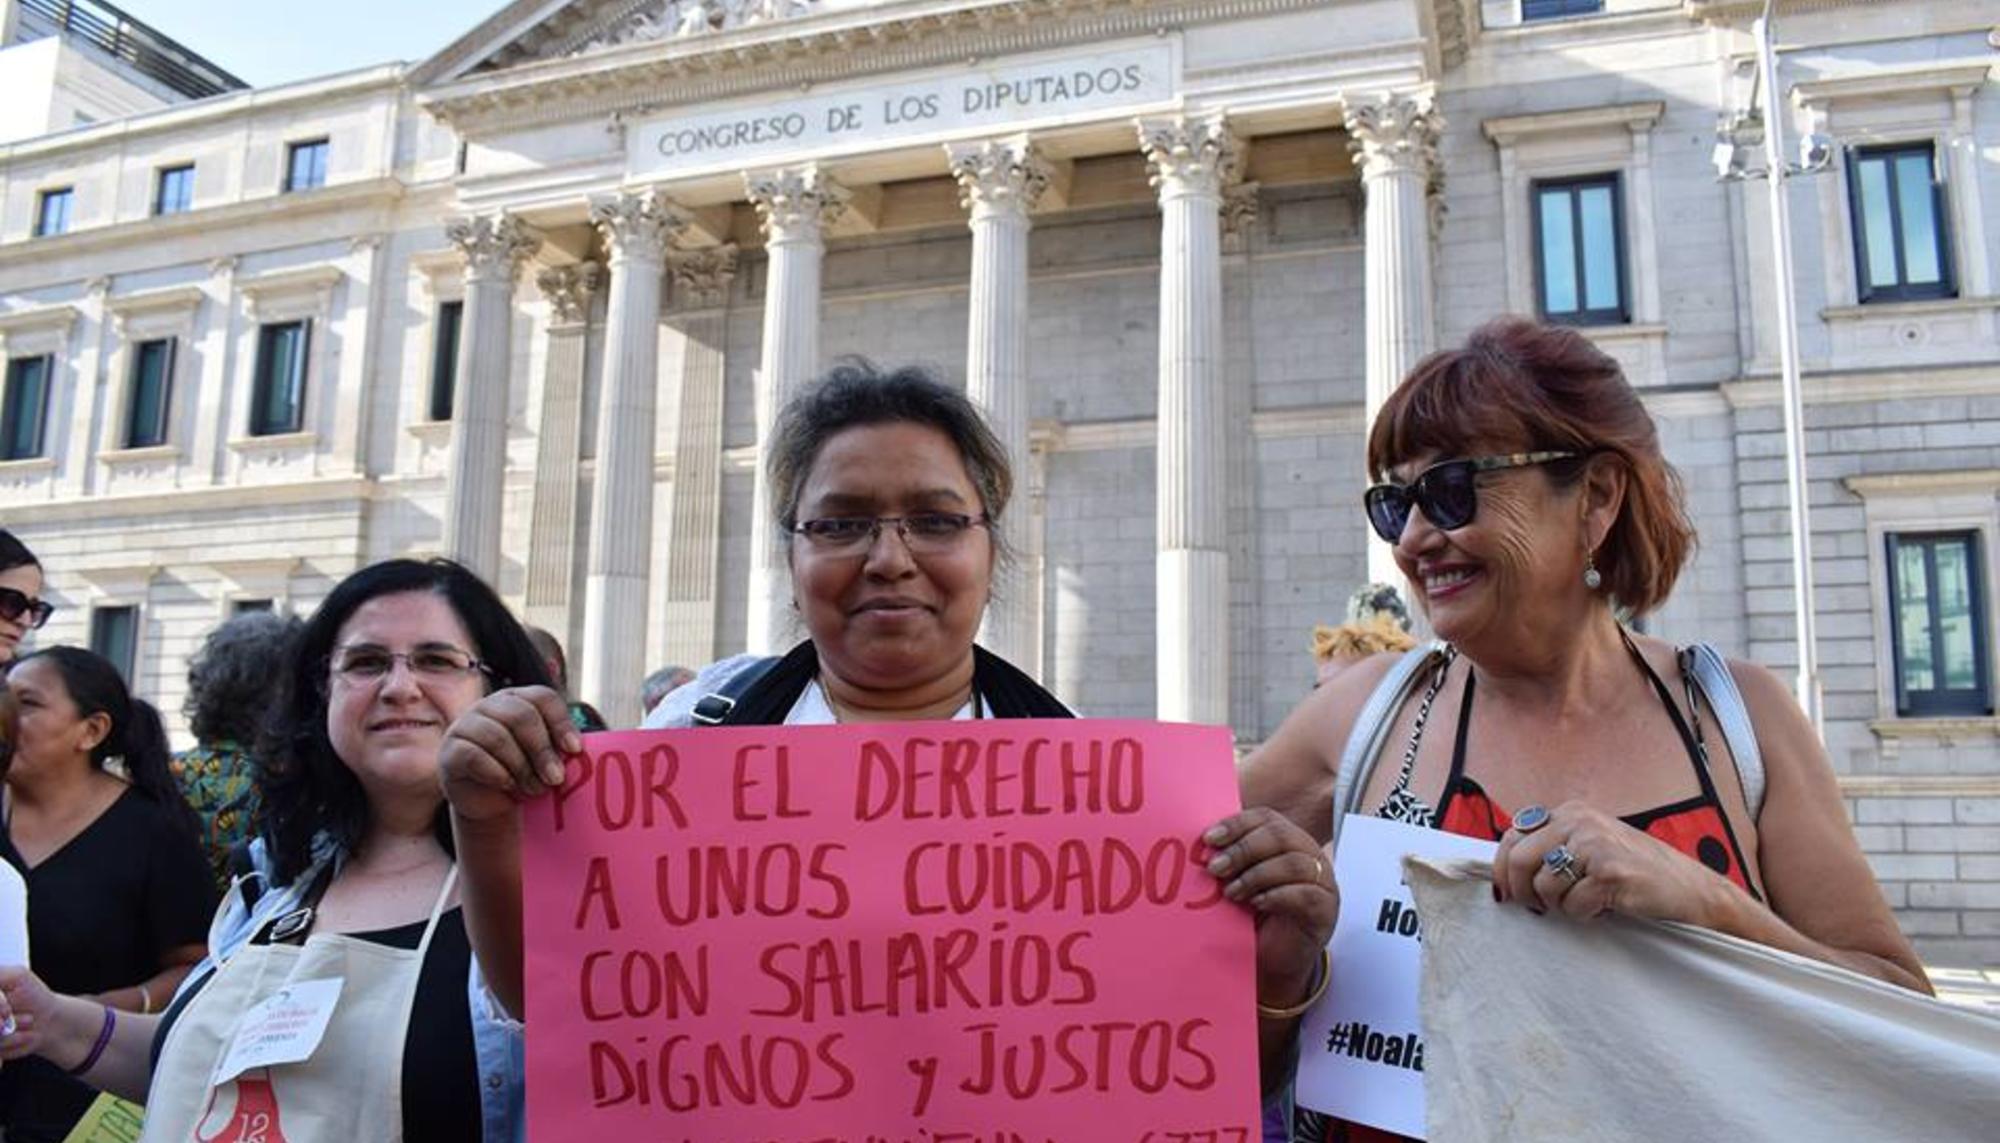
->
[1843, 470, 2000, 500]
[0, 476, 375, 525]
[420, 0, 1334, 135]
[0, 304, 81, 338]
[1722, 363, 2000, 408]
[103, 285, 206, 318]
[1482, 101, 1666, 145]
[1791, 60, 1995, 107]
[238, 266, 346, 302]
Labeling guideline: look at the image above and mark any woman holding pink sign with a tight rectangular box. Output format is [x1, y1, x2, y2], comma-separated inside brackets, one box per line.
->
[1243, 318, 1928, 1141]
[438, 362, 1340, 1098]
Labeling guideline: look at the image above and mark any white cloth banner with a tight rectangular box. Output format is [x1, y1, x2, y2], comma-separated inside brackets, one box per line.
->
[1407, 857, 2000, 1142]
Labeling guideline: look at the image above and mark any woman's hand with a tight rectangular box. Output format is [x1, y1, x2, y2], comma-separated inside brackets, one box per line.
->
[1492, 801, 1729, 926]
[1204, 807, 1339, 1013]
[438, 686, 581, 822]
[0, 966, 85, 1067]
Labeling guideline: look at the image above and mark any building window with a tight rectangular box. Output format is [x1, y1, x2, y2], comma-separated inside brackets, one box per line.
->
[231, 598, 274, 615]
[1533, 174, 1627, 325]
[1, 356, 52, 460]
[34, 188, 73, 237]
[154, 164, 195, 216]
[250, 321, 309, 436]
[89, 606, 140, 685]
[428, 301, 463, 422]
[1523, 0, 1603, 19]
[1886, 531, 1991, 717]
[1848, 144, 1954, 303]
[125, 338, 175, 448]
[284, 139, 329, 193]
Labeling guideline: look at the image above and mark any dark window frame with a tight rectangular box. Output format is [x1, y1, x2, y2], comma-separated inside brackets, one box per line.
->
[153, 163, 195, 216]
[284, 138, 329, 193]
[1522, 0, 1605, 20]
[1530, 172, 1630, 326]
[249, 320, 310, 437]
[1885, 530, 1992, 718]
[34, 187, 74, 237]
[89, 605, 140, 686]
[428, 300, 464, 422]
[125, 337, 176, 449]
[1846, 142, 1956, 303]
[1, 355, 53, 460]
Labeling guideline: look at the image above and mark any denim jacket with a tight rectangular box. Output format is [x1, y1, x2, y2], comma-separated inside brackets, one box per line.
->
[174, 835, 524, 1143]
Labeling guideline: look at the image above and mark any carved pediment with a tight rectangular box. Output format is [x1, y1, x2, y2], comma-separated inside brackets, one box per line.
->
[416, 0, 827, 85]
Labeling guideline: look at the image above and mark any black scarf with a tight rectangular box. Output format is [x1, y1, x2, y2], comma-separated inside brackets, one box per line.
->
[716, 640, 1073, 725]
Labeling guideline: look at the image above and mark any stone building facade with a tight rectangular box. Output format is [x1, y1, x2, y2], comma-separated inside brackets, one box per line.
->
[1, 0, 1997, 963]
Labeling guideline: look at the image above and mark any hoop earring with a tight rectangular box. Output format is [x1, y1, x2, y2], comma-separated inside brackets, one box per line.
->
[1583, 553, 1603, 591]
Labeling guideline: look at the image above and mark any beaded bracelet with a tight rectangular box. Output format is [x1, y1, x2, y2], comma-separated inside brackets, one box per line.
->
[1256, 948, 1331, 1020]
[69, 1005, 115, 1077]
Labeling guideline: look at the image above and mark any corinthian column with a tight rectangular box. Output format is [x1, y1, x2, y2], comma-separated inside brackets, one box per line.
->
[948, 134, 1051, 672]
[659, 245, 738, 668]
[744, 165, 847, 653]
[523, 262, 600, 635]
[1139, 115, 1239, 726]
[581, 191, 686, 727]
[1346, 92, 1442, 583]
[443, 213, 539, 582]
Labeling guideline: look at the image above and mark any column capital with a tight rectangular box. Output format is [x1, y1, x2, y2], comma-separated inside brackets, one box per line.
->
[590, 190, 687, 263]
[947, 135, 1052, 222]
[744, 165, 849, 243]
[446, 213, 540, 283]
[1221, 181, 1262, 252]
[1137, 114, 1241, 201]
[536, 262, 601, 327]
[1344, 91, 1442, 181]
[668, 244, 739, 309]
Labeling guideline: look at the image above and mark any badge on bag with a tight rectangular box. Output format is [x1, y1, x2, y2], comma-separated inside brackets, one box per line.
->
[211, 977, 344, 1086]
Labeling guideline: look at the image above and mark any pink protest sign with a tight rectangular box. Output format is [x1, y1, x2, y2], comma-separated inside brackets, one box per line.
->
[521, 719, 1259, 1143]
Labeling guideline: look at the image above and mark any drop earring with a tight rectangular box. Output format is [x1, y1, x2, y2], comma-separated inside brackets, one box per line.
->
[1582, 553, 1603, 591]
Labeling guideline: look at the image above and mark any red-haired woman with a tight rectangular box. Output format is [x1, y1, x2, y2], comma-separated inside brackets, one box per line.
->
[1243, 317, 1927, 1141]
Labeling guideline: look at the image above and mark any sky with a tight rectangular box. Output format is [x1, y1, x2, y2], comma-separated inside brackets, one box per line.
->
[117, 1, 505, 88]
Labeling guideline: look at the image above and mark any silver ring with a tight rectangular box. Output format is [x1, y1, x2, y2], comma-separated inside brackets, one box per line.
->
[1543, 845, 1584, 885]
[1311, 854, 1328, 885]
[1513, 804, 1551, 834]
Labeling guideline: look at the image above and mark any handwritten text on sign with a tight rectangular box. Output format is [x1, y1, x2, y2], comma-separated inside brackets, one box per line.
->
[627, 43, 1174, 179]
[1294, 815, 1497, 1139]
[522, 721, 1259, 1142]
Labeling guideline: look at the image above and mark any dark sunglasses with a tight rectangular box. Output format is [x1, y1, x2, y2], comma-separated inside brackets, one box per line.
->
[1363, 451, 1580, 543]
[0, 586, 53, 630]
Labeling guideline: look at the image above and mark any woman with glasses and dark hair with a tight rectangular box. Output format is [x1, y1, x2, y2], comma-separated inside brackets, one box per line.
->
[0, 530, 54, 669]
[438, 361, 1338, 1091]
[1243, 317, 1927, 1141]
[0, 647, 211, 1141]
[0, 558, 550, 1143]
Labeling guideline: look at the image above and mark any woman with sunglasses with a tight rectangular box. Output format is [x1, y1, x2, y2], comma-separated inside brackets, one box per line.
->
[0, 648, 212, 1141]
[0, 559, 551, 1142]
[438, 361, 1337, 1101]
[1242, 318, 1925, 1141]
[0, 530, 55, 669]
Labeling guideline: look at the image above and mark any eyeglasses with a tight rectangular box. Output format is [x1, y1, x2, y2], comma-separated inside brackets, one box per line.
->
[789, 513, 992, 556]
[329, 645, 492, 686]
[0, 587, 53, 630]
[1363, 451, 1580, 543]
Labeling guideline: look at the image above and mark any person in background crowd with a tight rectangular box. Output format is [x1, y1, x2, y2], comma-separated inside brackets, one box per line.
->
[174, 610, 304, 895]
[0, 648, 213, 1142]
[523, 626, 607, 732]
[638, 664, 695, 716]
[437, 361, 1339, 1089]
[1311, 582, 1416, 689]
[0, 531, 53, 671]
[0, 558, 550, 1143]
[1243, 318, 1928, 1142]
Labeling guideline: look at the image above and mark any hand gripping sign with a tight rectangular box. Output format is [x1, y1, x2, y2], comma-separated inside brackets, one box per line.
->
[521, 720, 1260, 1143]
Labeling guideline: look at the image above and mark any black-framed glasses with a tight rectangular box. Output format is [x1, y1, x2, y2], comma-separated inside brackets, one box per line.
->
[329, 644, 493, 686]
[0, 587, 53, 630]
[789, 513, 991, 556]
[1363, 451, 1580, 543]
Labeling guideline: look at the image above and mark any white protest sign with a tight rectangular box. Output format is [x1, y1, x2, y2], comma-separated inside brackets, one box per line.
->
[1295, 814, 1497, 1138]
[211, 977, 343, 1085]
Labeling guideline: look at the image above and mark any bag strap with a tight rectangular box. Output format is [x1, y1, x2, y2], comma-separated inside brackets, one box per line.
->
[1685, 643, 1766, 821]
[1330, 641, 1449, 848]
[689, 656, 784, 726]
